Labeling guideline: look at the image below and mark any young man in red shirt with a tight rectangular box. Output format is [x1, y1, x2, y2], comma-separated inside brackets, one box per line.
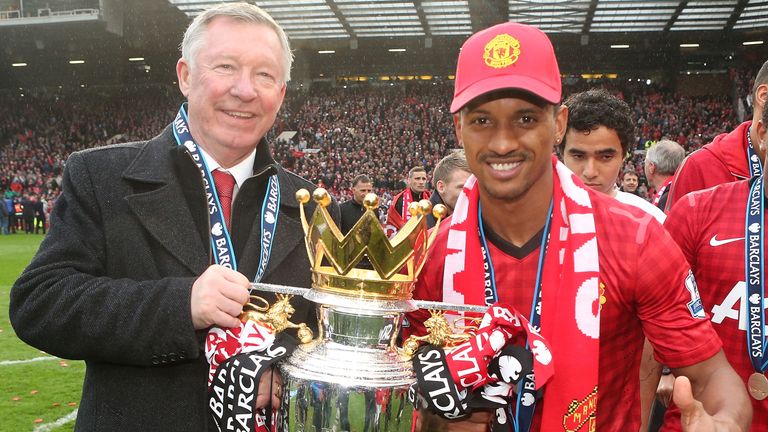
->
[407, 21, 750, 432]
[662, 96, 768, 431]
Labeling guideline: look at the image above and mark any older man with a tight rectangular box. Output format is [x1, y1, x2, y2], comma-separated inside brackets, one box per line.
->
[10, 3, 335, 430]
[645, 139, 686, 211]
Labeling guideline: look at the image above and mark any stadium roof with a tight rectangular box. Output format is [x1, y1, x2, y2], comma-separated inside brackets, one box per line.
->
[1, 0, 766, 89]
[169, 0, 768, 39]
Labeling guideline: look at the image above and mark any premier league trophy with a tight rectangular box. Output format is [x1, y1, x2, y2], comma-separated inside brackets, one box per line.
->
[268, 187, 446, 432]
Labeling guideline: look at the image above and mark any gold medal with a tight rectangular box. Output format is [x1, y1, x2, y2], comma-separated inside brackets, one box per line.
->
[747, 372, 768, 400]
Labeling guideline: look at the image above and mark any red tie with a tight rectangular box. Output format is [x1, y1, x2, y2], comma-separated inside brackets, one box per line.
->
[212, 170, 236, 230]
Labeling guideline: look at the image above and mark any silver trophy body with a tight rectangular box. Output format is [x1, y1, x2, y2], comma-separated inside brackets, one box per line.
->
[277, 292, 416, 432]
[274, 188, 452, 432]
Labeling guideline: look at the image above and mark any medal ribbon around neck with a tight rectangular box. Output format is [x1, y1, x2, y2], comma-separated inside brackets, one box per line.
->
[478, 199, 553, 432]
[745, 175, 767, 373]
[172, 104, 280, 285]
[747, 128, 763, 178]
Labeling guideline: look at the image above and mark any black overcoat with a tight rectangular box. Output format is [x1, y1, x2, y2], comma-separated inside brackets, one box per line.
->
[10, 125, 335, 431]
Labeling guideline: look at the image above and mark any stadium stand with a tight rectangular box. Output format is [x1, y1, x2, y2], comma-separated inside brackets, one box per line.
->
[0, 72, 753, 228]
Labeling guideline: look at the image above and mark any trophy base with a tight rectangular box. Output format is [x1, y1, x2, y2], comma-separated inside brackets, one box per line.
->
[277, 341, 415, 432]
[278, 376, 414, 432]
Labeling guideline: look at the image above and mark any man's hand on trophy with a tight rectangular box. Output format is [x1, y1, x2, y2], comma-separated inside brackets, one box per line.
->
[256, 368, 284, 409]
[191, 265, 250, 329]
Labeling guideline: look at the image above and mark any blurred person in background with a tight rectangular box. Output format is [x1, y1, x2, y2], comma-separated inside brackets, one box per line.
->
[339, 173, 376, 234]
[425, 149, 471, 228]
[384, 165, 429, 235]
[645, 139, 686, 211]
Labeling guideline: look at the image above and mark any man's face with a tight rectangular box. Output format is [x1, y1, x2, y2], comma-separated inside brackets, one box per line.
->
[563, 126, 624, 196]
[622, 172, 639, 192]
[408, 171, 428, 194]
[352, 181, 373, 204]
[177, 17, 286, 167]
[437, 169, 471, 211]
[454, 95, 566, 203]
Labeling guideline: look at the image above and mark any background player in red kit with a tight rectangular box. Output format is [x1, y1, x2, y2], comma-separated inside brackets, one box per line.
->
[407, 21, 750, 432]
[666, 60, 768, 211]
[662, 96, 768, 431]
[385, 166, 430, 235]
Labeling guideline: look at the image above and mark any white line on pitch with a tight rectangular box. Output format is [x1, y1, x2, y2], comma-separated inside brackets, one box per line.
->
[0, 356, 57, 365]
[33, 409, 78, 432]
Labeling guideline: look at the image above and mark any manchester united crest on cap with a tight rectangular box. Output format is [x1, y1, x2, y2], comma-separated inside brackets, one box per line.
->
[483, 34, 520, 69]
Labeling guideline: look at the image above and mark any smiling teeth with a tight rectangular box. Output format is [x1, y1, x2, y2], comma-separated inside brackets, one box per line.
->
[226, 111, 253, 118]
[490, 162, 520, 171]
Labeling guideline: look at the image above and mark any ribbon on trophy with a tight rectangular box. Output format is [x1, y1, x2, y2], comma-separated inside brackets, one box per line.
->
[411, 303, 553, 432]
[205, 319, 298, 432]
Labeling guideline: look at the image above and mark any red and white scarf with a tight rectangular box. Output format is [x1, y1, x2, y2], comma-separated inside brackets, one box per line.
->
[442, 156, 601, 431]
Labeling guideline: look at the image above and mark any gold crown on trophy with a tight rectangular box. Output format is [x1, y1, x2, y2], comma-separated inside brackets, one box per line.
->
[296, 188, 446, 300]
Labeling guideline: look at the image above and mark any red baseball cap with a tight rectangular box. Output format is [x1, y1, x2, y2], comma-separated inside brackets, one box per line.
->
[450, 22, 562, 113]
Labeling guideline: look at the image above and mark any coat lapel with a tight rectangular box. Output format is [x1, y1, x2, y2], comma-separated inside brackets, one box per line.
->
[236, 167, 306, 282]
[122, 128, 209, 275]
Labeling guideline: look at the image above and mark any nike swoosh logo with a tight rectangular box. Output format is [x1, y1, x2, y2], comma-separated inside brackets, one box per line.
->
[709, 235, 744, 247]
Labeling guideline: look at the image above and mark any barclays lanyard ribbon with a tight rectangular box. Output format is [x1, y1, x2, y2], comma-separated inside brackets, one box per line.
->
[745, 175, 768, 399]
[172, 104, 280, 285]
[747, 129, 763, 178]
[478, 199, 553, 432]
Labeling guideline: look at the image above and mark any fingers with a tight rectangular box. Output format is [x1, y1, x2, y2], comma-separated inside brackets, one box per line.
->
[190, 265, 250, 329]
[673, 375, 694, 412]
[673, 375, 709, 429]
[255, 369, 284, 409]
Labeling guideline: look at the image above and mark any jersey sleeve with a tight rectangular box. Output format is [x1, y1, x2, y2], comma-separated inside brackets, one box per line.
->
[634, 221, 721, 368]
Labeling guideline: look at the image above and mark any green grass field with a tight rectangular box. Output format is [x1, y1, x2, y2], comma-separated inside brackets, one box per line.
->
[1, 234, 83, 432]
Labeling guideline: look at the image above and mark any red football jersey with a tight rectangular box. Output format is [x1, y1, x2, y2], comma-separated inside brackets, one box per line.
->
[663, 180, 768, 431]
[407, 189, 721, 432]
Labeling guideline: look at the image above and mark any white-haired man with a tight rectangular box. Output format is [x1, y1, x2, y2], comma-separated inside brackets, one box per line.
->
[10, 3, 335, 430]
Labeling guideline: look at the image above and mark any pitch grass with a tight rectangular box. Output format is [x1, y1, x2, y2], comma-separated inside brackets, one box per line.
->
[1, 234, 83, 432]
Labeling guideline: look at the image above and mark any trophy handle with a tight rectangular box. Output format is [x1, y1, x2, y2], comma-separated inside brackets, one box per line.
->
[240, 293, 316, 344]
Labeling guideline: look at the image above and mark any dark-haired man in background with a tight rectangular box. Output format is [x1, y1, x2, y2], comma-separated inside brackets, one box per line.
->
[385, 166, 429, 235]
[339, 173, 376, 234]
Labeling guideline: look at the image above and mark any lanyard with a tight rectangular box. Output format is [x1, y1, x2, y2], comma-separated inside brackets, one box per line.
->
[745, 175, 767, 372]
[172, 104, 279, 284]
[478, 199, 553, 432]
[747, 128, 763, 178]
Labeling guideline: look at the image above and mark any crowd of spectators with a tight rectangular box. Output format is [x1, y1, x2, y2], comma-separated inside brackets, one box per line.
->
[0, 73, 750, 231]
